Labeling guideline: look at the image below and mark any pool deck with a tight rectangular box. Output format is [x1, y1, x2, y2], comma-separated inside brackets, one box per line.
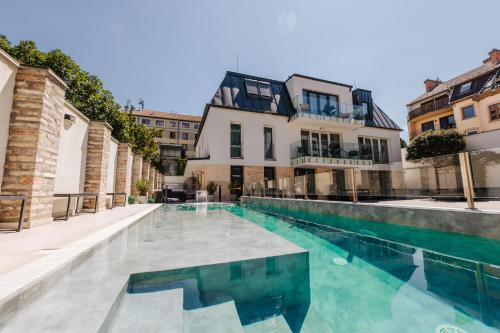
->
[0, 205, 306, 332]
[368, 198, 500, 212]
[0, 204, 161, 276]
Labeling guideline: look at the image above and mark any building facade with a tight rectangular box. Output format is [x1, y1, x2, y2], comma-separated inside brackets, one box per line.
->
[407, 49, 500, 143]
[132, 110, 201, 175]
[184, 72, 402, 200]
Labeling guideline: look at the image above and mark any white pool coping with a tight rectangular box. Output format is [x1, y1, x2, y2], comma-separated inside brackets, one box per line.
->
[0, 204, 161, 310]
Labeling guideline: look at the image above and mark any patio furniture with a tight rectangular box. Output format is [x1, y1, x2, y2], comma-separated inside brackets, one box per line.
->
[106, 192, 127, 209]
[53, 193, 99, 221]
[0, 194, 26, 232]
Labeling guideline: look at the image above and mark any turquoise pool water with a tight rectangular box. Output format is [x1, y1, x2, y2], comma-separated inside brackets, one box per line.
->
[175, 203, 500, 333]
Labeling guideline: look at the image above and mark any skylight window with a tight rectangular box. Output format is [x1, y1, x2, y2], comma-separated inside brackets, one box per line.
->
[245, 79, 273, 99]
[245, 79, 259, 97]
[258, 82, 272, 99]
[459, 82, 472, 94]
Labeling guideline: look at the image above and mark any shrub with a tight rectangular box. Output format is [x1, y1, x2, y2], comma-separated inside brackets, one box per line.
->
[147, 198, 155, 204]
[206, 181, 217, 195]
[406, 129, 465, 161]
[128, 196, 136, 204]
[135, 179, 150, 196]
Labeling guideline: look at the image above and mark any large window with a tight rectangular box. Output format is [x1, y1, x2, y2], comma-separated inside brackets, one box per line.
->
[459, 82, 472, 94]
[489, 103, 500, 121]
[299, 130, 341, 158]
[439, 114, 456, 129]
[421, 120, 435, 132]
[169, 132, 176, 139]
[358, 137, 389, 164]
[194, 123, 200, 129]
[155, 119, 165, 127]
[230, 166, 244, 197]
[230, 123, 242, 158]
[182, 122, 190, 128]
[181, 133, 188, 140]
[302, 90, 339, 116]
[462, 105, 475, 119]
[245, 79, 272, 99]
[141, 118, 151, 126]
[263, 127, 274, 160]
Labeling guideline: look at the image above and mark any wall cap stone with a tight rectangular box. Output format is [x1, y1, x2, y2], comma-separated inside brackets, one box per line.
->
[89, 120, 113, 132]
[19, 65, 68, 90]
[0, 48, 19, 68]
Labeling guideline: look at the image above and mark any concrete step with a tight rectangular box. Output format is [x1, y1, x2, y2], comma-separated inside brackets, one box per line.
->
[106, 287, 184, 333]
[182, 300, 244, 333]
[243, 315, 292, 333]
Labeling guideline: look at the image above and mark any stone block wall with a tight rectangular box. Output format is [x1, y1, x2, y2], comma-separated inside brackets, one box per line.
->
[205, 164, 230, 201]
[83, 121, 112, 211]
[149, 168, 155, 195]
[115, 143, 133, 204]
[131, 154, 142, 196]
[0, 67, 67, 227]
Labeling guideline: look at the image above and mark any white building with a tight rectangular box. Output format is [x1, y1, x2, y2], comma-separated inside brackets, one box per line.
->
[185, 72, 402, 200]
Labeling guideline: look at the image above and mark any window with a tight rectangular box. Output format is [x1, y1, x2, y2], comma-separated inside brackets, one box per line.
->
[245, 79, 272, 99]
[230, 166, 244, 197]
[489, 103, 500, 121]
[264, 167, 276, 190]
[182, 122, 190, 128]
[302, 90, 339, 116]
[169, 132, 176, 139]
[358, 137, 390, 164]
[245, 79, 259, 97]
[230, 123, 242, 158]
[264, 127, 274, 160]
[462, 105, 475, 119]
[299, 130, 341, 158]
[439, 115, 456, 129]
[170, 121, 177, 127]
[459, 82, 472, 94]
[421, 121, 435, 132]
[155, 119, 165, 127]
[141, 118, 151, 126]
[194, 123, 200, 129]
[181, 144, 188, 150]
[181, 132, 189, 140]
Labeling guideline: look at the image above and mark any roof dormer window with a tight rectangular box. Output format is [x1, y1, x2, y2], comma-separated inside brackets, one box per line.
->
[245, 79, 272, 99]
[458, 81, 472, 94]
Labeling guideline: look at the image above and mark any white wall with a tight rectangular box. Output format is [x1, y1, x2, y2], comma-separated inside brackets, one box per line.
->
[54, 103, 89, 193]
[53, 103, 89, 216]
[465, 129, 500, 151]
[197, 106, 402, 167]
[107, 139, 118, 193]
[0, 49, 19, 188]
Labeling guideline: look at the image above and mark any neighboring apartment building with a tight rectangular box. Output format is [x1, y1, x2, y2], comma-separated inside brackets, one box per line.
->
[184, 72, 402, 200]
[406, 49, 500, 143]
[132, 110, 201, 175]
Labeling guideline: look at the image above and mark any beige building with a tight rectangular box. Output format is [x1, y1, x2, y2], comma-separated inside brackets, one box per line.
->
[132, 110, 201, 175]
[407, 49, 500, 142]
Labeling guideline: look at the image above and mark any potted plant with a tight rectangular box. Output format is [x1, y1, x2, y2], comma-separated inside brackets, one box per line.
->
[228, 181, 238, 201]
[135, 179, 150, 204]
[206, 181, 217, 202]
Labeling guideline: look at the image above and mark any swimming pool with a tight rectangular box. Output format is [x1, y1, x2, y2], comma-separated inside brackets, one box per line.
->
[176, 203, 500, 333]
[1, 203, 499, 332]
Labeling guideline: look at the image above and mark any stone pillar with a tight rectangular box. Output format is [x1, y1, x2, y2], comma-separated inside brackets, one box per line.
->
[83, 121, 112, 212]
[149, 168, 155, 195]
[115, 143, 133, 205]
[0, 67, 67, 227]
[131, 154, 143, 196]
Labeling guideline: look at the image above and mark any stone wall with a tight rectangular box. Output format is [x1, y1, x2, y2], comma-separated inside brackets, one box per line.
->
[131, 154, 142, 196]
[83, 121, 112, 211]
[115, 143, 133, 205]
[148, 168, 155, 195]
[0, 66, 67, 227]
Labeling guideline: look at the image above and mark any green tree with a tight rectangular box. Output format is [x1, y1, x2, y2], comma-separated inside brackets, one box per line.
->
[406, 129, 465, 161]
[400, 138, 407, 148]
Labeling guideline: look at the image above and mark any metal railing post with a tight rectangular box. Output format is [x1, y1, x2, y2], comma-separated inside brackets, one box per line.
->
[459, 152, 475, 209]
[349, 168, 358, 203]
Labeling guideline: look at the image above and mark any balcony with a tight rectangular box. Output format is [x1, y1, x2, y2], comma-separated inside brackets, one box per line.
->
[408, 96, 450, 121]
[290, 95, 366, 128]
[290, 141, 373, 168]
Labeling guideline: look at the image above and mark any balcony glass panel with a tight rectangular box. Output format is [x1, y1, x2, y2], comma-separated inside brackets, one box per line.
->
[292, 94, 366, 121]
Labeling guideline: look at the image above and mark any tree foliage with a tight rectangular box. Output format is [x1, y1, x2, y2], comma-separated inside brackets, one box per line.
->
[406, 129, 466, 161]
[0, 35, 159, 161]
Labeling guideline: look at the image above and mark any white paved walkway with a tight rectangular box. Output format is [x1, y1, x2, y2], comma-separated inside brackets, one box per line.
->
[0, 204, 159, 276]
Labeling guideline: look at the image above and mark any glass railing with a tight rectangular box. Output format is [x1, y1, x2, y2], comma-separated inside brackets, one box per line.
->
[291, 95, 367, 121]
[290, 141, 373, 160]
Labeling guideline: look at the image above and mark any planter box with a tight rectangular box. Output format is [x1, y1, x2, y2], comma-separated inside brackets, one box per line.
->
[137, 196, 147, 204]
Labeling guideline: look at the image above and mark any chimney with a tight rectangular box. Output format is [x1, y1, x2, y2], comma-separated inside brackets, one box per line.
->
[424, 79, 441, 93]
[483, 49, 500, 65]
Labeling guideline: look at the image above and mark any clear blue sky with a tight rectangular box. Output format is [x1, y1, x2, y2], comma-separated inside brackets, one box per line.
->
[1, 0, 499, 140]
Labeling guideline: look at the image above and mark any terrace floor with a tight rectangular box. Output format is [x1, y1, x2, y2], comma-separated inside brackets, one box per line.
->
[368, 198, 500, 212]
[0, 204, 160, 276]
